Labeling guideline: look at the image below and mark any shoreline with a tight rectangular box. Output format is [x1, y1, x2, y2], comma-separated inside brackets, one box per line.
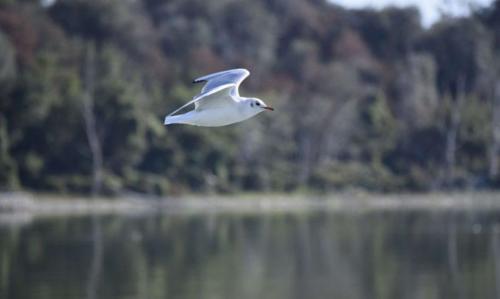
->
[1, 191, 500, 218]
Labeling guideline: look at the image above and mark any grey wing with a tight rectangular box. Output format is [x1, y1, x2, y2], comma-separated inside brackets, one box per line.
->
[193, 68, 250, 97]
[165, 84, 235, 117]
[195, 84, 236, 111]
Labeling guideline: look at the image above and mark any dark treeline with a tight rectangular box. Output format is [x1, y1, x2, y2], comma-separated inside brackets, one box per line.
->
[1, 0, 500, 195]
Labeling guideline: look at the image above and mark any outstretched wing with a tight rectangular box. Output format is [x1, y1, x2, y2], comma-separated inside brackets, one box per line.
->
[193, 68, 250, 97]
[165, 84, 235, 118]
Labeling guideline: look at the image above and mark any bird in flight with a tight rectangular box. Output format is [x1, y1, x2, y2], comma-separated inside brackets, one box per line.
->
[164, 68, 273, 127]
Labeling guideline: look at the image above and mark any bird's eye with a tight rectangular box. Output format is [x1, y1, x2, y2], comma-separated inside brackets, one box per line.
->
[256, 102, 260, 106]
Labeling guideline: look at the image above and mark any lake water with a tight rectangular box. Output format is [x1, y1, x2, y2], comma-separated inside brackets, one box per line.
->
[1, 201, 500, 299]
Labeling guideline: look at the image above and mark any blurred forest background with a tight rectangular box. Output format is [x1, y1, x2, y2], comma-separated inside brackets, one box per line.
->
[1, 0, 500, 195]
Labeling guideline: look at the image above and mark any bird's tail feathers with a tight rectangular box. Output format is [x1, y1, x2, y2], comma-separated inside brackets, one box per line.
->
[164, 114, 186, 125]
[164, 115, 175, 125]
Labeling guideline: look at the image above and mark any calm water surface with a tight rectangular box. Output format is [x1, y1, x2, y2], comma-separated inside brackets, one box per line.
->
[1, 203, 500, 299]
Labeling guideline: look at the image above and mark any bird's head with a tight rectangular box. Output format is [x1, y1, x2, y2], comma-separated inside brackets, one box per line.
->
[248, 98, 274, 112]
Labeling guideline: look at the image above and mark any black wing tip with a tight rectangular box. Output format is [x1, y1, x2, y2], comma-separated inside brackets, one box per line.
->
[193, 79, 204, 84]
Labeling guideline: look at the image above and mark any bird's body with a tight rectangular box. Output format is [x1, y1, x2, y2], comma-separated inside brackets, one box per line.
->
[164, 68, 273, 127]
[165, 105, 254, 127]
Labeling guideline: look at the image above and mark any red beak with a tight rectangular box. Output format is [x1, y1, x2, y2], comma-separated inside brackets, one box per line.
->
[264, 106, 274, 111]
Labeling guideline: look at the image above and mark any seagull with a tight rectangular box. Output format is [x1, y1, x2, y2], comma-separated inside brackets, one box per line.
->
[164, 68, 274, 127]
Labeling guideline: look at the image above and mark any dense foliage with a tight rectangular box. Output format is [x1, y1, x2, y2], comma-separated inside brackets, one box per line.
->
[1, 0, 500, 195]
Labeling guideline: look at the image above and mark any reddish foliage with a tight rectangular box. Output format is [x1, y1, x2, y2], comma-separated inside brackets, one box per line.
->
[334, 30, 370, 60]
[0, 9, 37, 64]
[189, 47, 226, 74]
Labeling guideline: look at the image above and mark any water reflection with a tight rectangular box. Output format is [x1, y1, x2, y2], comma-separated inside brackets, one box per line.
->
[1, 209, 500, 299]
